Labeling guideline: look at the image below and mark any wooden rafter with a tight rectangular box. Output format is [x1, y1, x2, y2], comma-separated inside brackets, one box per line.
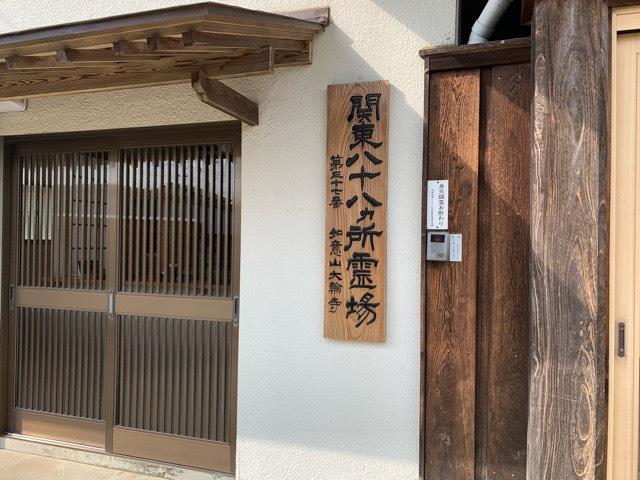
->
[192, 71, 259, 125]
[147, 35, 186, 53]
[0, 3, 325, 57]
[57, 48, 159, 65]
[113, 40, 155, 56]
[182, 31, 306, 51]
[0, 3, 325, 101]
[6, 55, 58, 70]
[0, 47, 274, 101]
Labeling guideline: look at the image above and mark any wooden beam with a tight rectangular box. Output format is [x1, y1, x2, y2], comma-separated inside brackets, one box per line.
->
[57, 48, 159, 65]
[0, 3, 323, 58]
[112, 39, 205, 58]
[274, 47, 312, 67]
[147, 35, 184, 53]
[113, 40, 152, 56]
[146, 33, 307, 66]
[420, 38, 531, 71]
[182, 30, 306, 51]
[0, 47, 274, 101]
[6, 55, 59, 70]
[528, 1, 609, 479]
[147, 34, 242, 54]
[191, 71, 258, 125]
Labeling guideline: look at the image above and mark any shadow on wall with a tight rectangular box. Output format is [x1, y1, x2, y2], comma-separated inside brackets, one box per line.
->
[370, 0, 456, 45]
[235, 17, 430, 468]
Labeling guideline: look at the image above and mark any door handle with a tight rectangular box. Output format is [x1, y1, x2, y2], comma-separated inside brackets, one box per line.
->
[618, 322, 625, 357]
[8, 284, 14, 311]
[108, 289, 115, 318]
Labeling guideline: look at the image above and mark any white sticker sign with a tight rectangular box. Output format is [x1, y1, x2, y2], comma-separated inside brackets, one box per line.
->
[427, 180, 448, 230]
[449, 233, 462, 262]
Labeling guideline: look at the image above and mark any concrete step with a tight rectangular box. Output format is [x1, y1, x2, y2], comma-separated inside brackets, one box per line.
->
[0, 435, 234, 480]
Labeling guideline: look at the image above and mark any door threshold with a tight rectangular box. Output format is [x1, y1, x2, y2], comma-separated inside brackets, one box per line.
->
[0, 434, 234, 480]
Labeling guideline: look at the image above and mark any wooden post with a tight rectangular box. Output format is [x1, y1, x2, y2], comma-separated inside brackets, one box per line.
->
[528, 1, 609, 479]
[0, 138, 7, 434]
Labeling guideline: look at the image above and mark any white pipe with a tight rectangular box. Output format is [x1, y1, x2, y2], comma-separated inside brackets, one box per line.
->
[468, 0, 515, 44]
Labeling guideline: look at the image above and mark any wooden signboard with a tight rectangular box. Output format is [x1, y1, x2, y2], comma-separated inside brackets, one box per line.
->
[324, 80, 389, 343]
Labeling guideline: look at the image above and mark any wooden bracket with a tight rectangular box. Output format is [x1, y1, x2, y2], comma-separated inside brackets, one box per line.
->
[191, 71, 259, 126]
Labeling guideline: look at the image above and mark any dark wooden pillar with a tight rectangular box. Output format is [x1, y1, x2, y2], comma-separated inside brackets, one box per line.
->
[528, 1, 609, 479]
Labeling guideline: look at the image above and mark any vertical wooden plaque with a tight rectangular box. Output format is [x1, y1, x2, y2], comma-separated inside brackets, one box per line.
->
[324, 80, 389, 343]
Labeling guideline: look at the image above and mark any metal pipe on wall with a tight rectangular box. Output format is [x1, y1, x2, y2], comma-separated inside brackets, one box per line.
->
[468, 0, 516, 44]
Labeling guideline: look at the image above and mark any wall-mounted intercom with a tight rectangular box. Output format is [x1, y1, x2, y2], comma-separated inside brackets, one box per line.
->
[426, 231, 450, 261]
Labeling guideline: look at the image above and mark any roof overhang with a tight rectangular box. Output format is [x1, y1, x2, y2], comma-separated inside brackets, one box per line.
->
[0, 2, 328, 124]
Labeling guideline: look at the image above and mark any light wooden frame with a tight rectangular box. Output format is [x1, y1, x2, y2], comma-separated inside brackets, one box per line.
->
[609, 5, 640, 480]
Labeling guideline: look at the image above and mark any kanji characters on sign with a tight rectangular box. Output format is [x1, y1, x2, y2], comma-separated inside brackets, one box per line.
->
[324, 80, 389, 343]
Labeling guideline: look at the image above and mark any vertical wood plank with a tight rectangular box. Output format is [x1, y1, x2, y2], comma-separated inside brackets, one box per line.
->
[89, 153, 95, 290]
[82, 154, 89, 290]
[475, 63, 530, 480]
[150, 150, 157, 294]
[135, 150, 142, 293]
[528, 1, 609, 479]
[127, 150, 134, 292]
[99, 153, 105, 290]
[73, 154, 80, 289]
[55, 154, 61, 289]
[218, 145, 229, 297]
[43, 155, 50, 288]
[424, 69, 479, 480]
[36, 156, 43, 287]
[142, 149, 149, 293]
[215, 146, 223, 297]
[208, 147, 215, 296]
[178, 148, 185, 295]
[171, 147, 178, 295]
[65, 154, 72, 289]
[199, 146, 206, 296]
[185, 148, 192, 296]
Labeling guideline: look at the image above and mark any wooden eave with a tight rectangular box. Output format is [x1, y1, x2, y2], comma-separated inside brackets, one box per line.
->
[420, 37, 531, 72]
[0, 2, 327, 114]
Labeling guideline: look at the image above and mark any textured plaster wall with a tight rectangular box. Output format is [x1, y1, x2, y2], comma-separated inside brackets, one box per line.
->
[0, 1, 455, 479]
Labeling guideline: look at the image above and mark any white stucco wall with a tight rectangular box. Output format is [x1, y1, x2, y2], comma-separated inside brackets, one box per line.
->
[0, 1, 456, 479]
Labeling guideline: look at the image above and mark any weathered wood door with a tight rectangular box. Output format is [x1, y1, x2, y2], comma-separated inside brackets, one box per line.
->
[6, 125, 240, 474]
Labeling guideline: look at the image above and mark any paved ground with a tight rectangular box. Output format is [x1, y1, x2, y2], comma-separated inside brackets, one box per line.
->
[0, 449, 156, 480]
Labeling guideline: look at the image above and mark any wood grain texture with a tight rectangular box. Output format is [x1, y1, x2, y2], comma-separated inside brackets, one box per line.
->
[424, 70, 479, 480]
[0, 48, 274, 101]
[0, 4, 323, 102]
[528, 1, 609, 479]
[183, 31, 306, 51]
[324, 81, 389, 343]
[0, 3, 323, 58]
[420, 38, 531, 70]
[192, 71, 259, 125]
[475, 63, 530, 480]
